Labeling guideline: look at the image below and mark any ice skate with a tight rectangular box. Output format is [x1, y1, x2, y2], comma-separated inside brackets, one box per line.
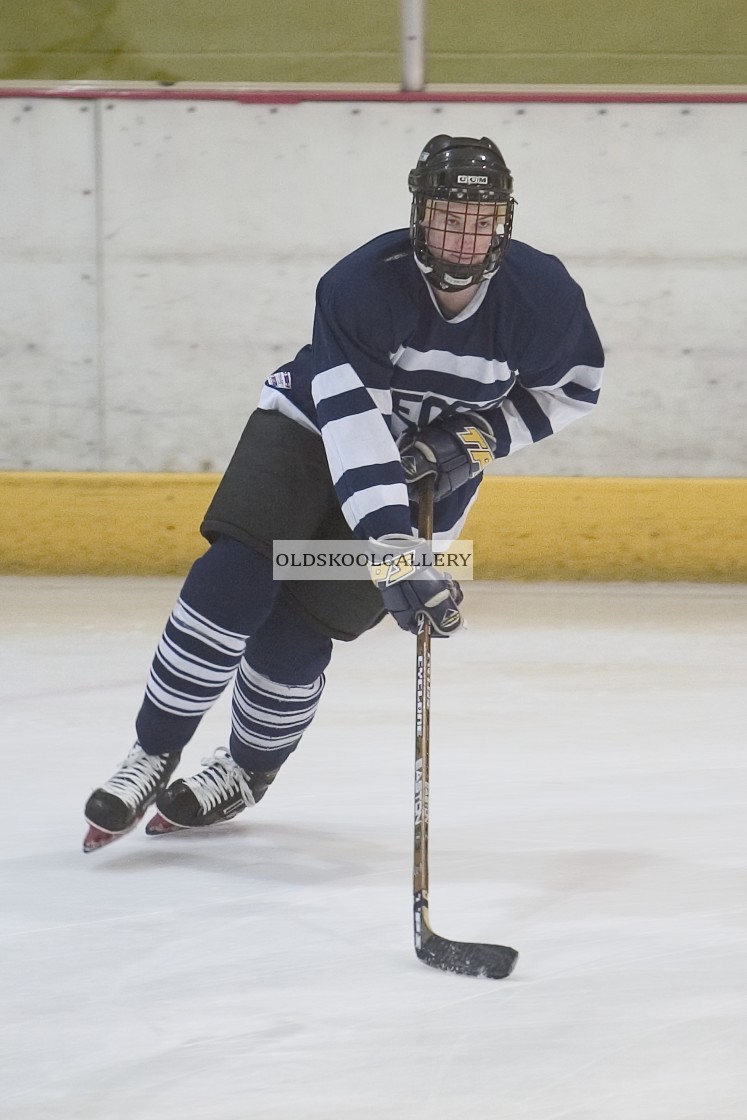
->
[83, 743, 182, 852]
[146, 748, 278, 835]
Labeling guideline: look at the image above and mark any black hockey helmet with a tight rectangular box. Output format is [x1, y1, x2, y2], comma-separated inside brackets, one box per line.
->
[408, 134, 515, 291]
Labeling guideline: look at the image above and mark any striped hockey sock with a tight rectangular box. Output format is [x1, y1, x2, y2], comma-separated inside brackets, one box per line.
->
[135, 537, 331, 763]
[146, 597, 247, 716]
[229, 658, 326, 773]
[136, 596, 249, 753]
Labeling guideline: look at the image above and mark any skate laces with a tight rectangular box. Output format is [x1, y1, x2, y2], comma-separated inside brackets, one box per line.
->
[184, 749, 257, 811]
[102, 744, 171, 810]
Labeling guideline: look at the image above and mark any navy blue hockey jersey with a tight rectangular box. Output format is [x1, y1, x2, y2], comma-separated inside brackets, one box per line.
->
[259, 230, 604, 543]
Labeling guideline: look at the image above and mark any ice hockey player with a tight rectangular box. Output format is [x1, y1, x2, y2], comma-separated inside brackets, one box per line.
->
[83, 133, 604, 852]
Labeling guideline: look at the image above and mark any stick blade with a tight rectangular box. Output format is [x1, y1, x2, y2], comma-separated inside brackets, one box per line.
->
[417, 933, 518, 979]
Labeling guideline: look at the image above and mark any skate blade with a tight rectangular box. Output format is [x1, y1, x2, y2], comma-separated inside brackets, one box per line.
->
[145, 812, 188, 836]
[82, 822, 132, 853]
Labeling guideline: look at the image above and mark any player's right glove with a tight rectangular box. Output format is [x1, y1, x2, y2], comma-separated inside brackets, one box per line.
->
[368, 535, 463, 637]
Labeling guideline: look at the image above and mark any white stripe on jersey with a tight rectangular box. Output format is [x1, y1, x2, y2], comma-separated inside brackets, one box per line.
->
[312, 361, 362, 399]
[499, 399, 535, 447]
[320, 411, 399, 483]
[340, 480, 409, 530]
[523, 386, 597, 437]
[366, 385, 393, 415]
[391, 347, 514, 386]
[502, 363, 603, 452]
[528, 363, 603, 391]
[312, 362, 393, 417]
[311, 362, 402, 514]
[258, 385, 320, 433]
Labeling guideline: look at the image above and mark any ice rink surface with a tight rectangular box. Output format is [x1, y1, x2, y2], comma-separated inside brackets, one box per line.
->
[1, 576, 746, 1120]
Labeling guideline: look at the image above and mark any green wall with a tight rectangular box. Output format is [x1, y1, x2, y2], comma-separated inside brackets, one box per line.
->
[1, 0, 745, 84]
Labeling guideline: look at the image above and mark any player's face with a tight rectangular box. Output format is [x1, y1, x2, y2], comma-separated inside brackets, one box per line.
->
[422, 200, 507, 266]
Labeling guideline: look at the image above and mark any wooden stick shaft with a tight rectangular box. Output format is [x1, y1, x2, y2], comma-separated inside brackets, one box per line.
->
[413, 475, 434, 942]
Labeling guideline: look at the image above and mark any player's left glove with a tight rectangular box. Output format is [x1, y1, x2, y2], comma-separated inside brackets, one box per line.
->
[399, 412, 496, 501]
[368, 535, 463, 637]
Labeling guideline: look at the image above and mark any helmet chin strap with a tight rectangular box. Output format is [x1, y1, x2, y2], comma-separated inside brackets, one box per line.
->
[414, 251, 496, 293]
[435, 272, 474, 291]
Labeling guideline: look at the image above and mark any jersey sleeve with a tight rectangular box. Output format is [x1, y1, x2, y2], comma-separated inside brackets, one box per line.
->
[485, 288, 604, 458]
[309, 271, 414, 540]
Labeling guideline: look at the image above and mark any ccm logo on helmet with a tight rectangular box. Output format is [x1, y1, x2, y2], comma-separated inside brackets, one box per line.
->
[456, 174, 489, 184]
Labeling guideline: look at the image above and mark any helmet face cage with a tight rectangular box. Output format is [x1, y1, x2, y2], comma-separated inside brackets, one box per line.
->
[408, 135, 515, 292]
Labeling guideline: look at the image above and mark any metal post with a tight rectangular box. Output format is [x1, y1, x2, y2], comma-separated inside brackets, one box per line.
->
[401, 0, 426, 92]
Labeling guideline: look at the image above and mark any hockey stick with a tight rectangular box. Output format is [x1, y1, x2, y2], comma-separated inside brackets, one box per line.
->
[413, 475, 518, 979]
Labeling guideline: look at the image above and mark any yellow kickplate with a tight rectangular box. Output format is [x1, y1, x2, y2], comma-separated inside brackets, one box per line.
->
[1, 473, 745, 580]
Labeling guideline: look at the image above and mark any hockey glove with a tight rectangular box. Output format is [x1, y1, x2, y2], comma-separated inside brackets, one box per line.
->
[369, 535, 463, 637]
[399, 412, 497, 500]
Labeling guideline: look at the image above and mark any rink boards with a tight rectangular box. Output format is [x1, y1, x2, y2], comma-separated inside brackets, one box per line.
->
[1, 473, 744, 581]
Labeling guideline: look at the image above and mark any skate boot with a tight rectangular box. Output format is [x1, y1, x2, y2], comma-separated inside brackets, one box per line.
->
[83, 743, 182, 853]
[146, 748, 278, 835]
